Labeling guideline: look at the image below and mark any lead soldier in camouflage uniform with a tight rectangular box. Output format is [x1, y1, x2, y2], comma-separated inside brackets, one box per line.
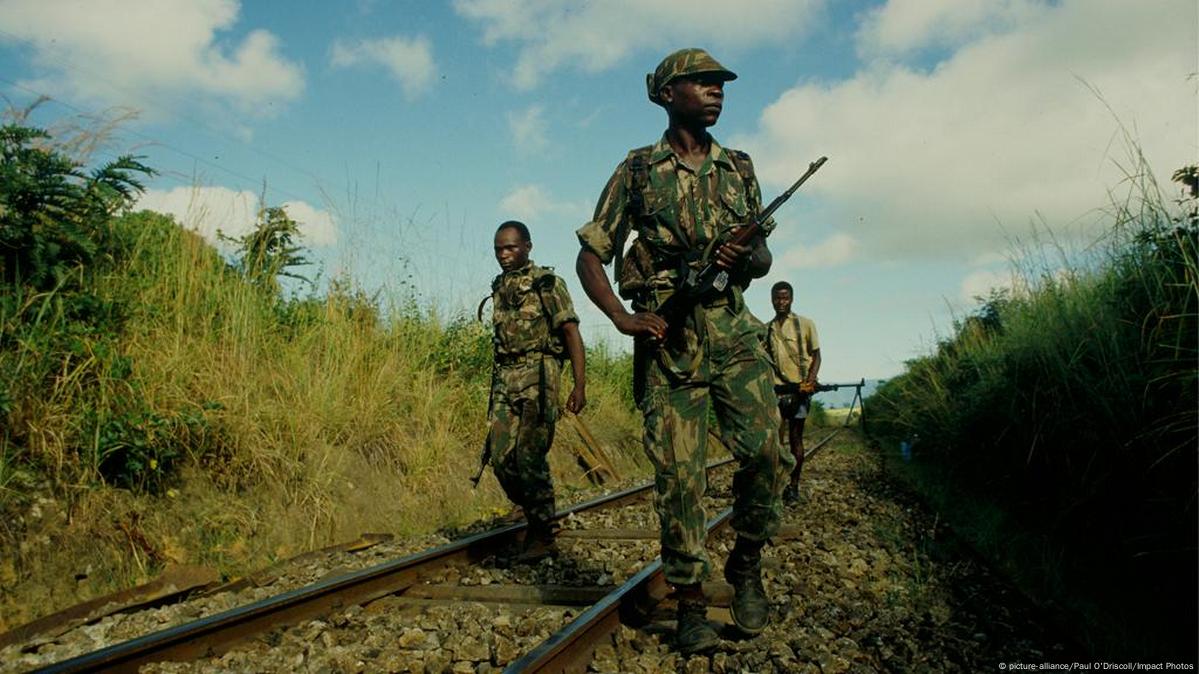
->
[575, 48, 795, 653]
[489, 220, 586, 562]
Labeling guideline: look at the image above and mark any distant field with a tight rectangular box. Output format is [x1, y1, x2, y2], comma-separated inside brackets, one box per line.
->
[814, 379, 882, 409]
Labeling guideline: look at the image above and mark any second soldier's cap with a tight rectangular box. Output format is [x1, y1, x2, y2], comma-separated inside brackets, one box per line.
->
[646, 48, 737, 105]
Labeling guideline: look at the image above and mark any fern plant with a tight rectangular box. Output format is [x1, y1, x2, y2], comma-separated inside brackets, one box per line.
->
[0, 124, 152, 289]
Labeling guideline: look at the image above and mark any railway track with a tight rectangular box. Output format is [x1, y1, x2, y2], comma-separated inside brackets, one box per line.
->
[8, 430, 845, 674]
[11, 424, 1076, 673]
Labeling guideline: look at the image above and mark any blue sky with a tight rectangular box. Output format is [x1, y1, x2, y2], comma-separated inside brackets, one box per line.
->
[1, 0, 1194, 381]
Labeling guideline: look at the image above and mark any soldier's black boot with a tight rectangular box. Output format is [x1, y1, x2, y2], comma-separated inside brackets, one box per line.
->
[783, 483, 800, 505]
[674, 584, 718, 654]
[724, 536, 769, 635]
[512, 518, 558, 564]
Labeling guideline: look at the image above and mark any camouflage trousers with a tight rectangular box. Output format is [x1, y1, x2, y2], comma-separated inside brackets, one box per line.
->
[489, 355, 561, 525]
[638, 303, 795, 585]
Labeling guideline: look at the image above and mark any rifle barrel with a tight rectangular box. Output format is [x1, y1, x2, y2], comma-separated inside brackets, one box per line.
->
[759, 156, 827, 223]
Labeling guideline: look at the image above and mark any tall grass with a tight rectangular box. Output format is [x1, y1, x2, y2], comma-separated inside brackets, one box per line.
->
[1, 201, 644, 629]
[867, 162, 1197, 658]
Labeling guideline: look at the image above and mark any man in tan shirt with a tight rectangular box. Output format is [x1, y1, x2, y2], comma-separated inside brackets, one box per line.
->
[766, 281, 821, 504]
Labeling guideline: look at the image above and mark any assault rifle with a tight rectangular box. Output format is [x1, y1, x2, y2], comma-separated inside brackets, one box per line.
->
[652, 156, 827, 328]
[471, 436, 491, 488]
[472, 359, 499, 489]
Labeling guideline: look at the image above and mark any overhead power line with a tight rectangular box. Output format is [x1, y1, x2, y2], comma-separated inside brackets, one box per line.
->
[0, 26, 339, 207]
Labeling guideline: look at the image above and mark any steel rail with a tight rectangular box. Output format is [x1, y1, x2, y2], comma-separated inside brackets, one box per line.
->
[503, 507, 735, 674]
[805, 426, 844, 460]
[506, 426, 848, 672]
[33, 458, 739, 673]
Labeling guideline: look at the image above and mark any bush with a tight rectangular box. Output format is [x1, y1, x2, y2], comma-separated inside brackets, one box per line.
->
[0, 124, 152, 289]
[867, 165, 1198, 658]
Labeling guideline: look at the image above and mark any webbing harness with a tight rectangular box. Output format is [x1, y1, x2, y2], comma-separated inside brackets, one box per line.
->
[616, 145, 758, 280]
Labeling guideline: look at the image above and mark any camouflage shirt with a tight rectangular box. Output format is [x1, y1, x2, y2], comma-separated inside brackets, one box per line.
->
[491, 262, 578, 359]
[576, 133, 774, 304]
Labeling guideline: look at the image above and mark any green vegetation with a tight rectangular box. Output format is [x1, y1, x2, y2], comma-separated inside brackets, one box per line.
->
[807, 398, 828, 427]
[867, 161, 1197, 659]
[0, 121, 644, 629]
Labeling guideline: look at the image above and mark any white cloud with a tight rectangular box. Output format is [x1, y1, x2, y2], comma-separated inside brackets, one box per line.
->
[452, 0, 823, 89]
[856, 0, 1048, 59]
[136, 186, 338, 247]
[498, 184, 588, 222]
[329, 35, 436, 99]
[738, 0, 1197, 261]
[278, 200, 338, 247]
[959, 268, 1016, 302]
[0, 0, 304, 117]
[508, 105, 548, 153]
[499, 185, 548, 220]
[780, 233, 858, 270]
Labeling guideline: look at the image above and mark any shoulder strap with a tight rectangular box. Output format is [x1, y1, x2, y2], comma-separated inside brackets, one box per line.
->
[615, 146, 653, 274]
[479, 274, 503, 322]
[727, 149, 758, 217]
[531, 268, 556, 292]
[530, 268, 563, 354]
[790, 314, 803, 341]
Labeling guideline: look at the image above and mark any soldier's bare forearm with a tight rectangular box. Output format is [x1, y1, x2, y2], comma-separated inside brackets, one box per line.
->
[576, 249, 628, 321]
[562, 321, 586, 388]
[576, 248, 667, 339]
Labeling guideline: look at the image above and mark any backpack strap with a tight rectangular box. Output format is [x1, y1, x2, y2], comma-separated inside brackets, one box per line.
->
[530, 269, 563, 422]
[765, 317, 776, 358]
[530, 268, 563, 356]
[726, 149, 759, 220]
[614, 146, 653, 274]
[478, 274, 502, 322]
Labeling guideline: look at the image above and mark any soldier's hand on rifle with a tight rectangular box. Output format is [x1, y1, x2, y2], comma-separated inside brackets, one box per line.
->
[613, 310, 668, 341]
[714, 226, 752, 270]
[566, 382, 587, 414]
[799, 380, 817, 395]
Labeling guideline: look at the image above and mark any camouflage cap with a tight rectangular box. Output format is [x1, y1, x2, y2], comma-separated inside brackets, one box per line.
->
[646, 48, 737, 105]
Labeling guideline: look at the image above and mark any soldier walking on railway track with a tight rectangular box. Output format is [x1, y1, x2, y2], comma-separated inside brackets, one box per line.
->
[766, 281, 822, 505]
[485, 220, 587, 563]
[575, 48, 795, 654]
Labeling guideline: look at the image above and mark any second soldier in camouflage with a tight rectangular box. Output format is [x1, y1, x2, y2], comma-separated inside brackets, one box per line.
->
[489, 220, 586, 563]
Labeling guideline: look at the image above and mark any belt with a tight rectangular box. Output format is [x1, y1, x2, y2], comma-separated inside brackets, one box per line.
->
[495, 351, 547, 366]
[644, 286, 734, 309]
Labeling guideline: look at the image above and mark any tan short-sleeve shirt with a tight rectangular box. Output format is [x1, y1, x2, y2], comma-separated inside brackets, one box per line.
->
[767, 313, 820, 384]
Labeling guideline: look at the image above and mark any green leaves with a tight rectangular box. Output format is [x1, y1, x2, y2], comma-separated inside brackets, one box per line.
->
[223, 205, 312, 295]
[0, 123, 154, 290]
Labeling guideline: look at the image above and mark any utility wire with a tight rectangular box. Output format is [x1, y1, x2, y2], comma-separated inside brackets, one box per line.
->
[0, 26, 339, 206]
[0, 74, 320, 207]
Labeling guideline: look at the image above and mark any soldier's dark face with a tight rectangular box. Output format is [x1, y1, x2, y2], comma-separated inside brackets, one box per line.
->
[663, 74, 725, 127]
[494, 226, 531, 272]
[772, 288, 793, 316]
